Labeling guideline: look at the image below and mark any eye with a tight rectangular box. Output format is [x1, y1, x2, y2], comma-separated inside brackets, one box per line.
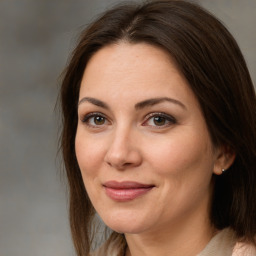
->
[81, 112, 109, 127]
[143, 112, 176, 128]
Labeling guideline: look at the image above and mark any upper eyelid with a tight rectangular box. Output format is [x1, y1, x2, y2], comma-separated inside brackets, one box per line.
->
[80, 111, 106, 118]
[80, 112, 108, 122]
[144, 112, 176, 120]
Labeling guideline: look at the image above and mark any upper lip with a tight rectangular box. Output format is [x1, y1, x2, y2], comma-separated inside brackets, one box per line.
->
[103, 180, 155, 189]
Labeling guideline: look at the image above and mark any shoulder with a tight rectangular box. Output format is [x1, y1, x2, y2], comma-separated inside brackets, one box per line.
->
[198, 228, 256, 256]
[232, 242, 256, 256]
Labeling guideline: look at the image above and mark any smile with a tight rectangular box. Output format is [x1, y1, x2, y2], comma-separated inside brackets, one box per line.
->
[103, 181, 155, 202]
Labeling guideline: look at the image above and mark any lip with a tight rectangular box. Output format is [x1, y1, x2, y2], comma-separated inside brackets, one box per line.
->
[103, 181, 155, 202]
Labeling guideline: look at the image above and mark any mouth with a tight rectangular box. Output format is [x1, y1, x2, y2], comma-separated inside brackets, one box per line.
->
[103, 181, 155, 202]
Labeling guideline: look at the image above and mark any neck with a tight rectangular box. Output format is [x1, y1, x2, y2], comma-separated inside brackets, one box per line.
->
[125, 208, 216, 256]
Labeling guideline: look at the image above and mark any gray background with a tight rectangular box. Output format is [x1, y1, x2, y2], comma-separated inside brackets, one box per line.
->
[0, 0, 255, 255]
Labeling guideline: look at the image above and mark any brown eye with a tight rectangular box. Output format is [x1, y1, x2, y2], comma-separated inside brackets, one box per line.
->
[94, 116, 105, 125]
[142, 112, 176, 128]
[81, 112, 108, 127]
[153, 116, 166, 126]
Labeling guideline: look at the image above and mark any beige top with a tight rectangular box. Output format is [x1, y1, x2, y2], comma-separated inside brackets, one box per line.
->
[92, 228, 256, 256]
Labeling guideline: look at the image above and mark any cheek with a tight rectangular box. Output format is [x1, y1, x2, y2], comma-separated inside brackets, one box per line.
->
[75, 132, 105, 203]
[146, 132, 215, 217]
[75, 131, 105, 177]
[145, 130, 214, 178]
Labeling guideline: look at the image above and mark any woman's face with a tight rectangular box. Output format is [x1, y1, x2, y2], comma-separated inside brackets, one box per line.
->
[75, 43, 221, 235]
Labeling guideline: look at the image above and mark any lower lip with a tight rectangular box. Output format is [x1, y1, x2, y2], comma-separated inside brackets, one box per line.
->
[104, 187, 153, 202]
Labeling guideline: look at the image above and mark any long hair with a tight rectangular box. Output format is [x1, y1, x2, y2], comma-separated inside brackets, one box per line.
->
[59, 1, 256, 255]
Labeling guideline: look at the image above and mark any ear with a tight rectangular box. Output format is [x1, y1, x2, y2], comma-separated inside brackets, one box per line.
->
[213, 145, 236, 175]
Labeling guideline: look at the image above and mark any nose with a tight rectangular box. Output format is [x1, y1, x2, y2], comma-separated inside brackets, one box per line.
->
[104, 127, 142, 170]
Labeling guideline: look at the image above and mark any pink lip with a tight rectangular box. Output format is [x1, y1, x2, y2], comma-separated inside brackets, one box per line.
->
[103, 181, 155, 202]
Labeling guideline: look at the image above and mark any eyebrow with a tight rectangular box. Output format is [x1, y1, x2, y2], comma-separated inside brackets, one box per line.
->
[78, 97, 110, 109]
[78, 96, 186, 110]
[135, 97, 186, 110]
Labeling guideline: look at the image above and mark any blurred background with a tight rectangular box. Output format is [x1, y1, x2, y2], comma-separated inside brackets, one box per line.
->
[0, 0, 255, 255]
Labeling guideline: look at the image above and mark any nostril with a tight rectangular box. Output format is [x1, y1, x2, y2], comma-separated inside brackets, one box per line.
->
[104, 134, 143, 169]
[105, 157, 130, 170]
[105, 150, 142, 170]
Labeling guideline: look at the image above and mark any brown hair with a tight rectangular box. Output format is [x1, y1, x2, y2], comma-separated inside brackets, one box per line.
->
[59, 1, 256, 255]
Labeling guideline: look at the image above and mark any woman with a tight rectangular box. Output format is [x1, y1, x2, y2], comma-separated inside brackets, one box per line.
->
[59, 1, 256, 255]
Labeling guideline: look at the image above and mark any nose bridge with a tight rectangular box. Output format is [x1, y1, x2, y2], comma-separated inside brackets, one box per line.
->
[112, 124, 131, 150]
[104, 122, 142, 169]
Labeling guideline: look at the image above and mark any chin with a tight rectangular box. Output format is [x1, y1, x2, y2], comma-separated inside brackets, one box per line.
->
[101, 211, 151, 234]
[107, 222, 146, 234]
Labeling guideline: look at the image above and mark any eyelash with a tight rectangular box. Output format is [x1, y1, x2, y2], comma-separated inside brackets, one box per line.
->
[142, 112, 177, 128]
[80, 112, 176, 129]
[81, 112, 109, 128]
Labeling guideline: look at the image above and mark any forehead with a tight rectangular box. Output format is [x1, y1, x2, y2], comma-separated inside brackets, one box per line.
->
[80, 42, 189, 96]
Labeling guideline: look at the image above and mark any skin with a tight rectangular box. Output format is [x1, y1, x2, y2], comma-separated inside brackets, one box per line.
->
[75, 43, 234, 256]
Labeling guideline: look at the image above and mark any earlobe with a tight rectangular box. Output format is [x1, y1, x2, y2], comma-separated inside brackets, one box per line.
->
[213, 145, 236, 175]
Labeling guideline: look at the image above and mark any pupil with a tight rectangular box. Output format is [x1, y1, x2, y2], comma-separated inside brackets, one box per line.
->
[94, 116, 104, 125]
[154, 116, 165, 126]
